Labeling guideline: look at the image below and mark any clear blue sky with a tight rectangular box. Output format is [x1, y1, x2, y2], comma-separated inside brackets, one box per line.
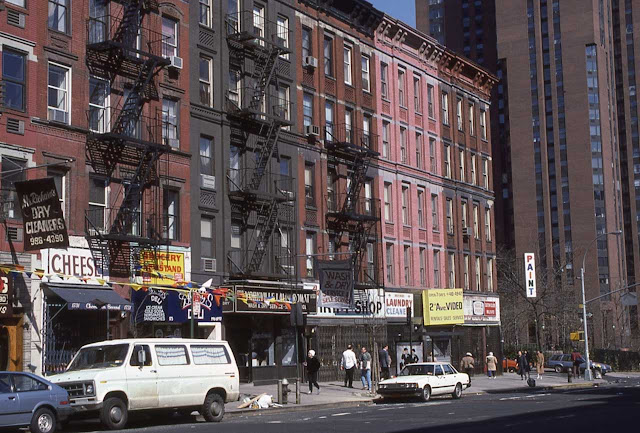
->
[369, 0, 416, 27]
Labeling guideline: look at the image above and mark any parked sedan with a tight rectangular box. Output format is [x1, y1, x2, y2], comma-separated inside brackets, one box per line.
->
[377, 362, 470, 402]
[547, 354, 612, 375]
[0, 371, 72, 433]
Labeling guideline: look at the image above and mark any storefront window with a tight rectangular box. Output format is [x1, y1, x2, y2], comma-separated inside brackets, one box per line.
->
[251, 331, 275, 366]
[280, 327, 297, 366]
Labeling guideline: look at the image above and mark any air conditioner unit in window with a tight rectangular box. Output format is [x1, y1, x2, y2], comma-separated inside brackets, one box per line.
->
[202, 258, 217, 272]
[168, 56, 183, 70]
[462, 227, 472, 237]
[305, 125, 320, 137]
[303, 56, 318, 69]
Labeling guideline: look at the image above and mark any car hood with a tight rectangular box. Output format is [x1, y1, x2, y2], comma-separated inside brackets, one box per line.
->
[49, 369, 106, 384]
[380, 375, 429, 384]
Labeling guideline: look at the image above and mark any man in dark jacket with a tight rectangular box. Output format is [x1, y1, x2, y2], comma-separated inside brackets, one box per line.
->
[517, 350, 530, 381]
[378, 345, 392, 379]
[304, 350, 321, 394]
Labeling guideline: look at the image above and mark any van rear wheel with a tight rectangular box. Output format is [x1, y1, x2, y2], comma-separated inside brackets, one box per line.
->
[201, 393, 225, 422]
[100, 397, 128, 430]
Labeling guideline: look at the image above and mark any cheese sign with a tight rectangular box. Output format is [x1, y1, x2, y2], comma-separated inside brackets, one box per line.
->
[524, 253, 536, 298]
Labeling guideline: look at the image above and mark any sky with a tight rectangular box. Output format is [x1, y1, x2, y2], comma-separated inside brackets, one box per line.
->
[369, 0, 416, 27]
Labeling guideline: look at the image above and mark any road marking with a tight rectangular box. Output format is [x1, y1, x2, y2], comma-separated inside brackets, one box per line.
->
[332, 412, 351, 417]
[267, 421, 283, 424]
[554, 414, 576, 419]
[318, 416, 327, 419]
[378, 407, 395, 411]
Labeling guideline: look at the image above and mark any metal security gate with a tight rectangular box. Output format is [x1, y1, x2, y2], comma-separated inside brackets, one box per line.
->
[314, 322, 387, 383]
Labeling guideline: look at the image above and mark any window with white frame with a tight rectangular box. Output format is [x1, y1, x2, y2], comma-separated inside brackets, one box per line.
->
[48, 168, 66, 217]
[471, 154, 477, 185]
[401, 185, 410, 225]
[277, 15, 289, 59]
[48, 63, 71, 124]
[386, 243, 394, 284]
[306, 232, 316, 277]
[89, 76, 109, 133]
[429, 137, 436, 172]
[200, 135, 213, 176]
[252, 5, 265, 46]
[448, 252, 456, 288]
[487, 258, 494, 291]
[302, 26, 312, 58]
[431, 194, 439, 231]
[163, 189, 179, 240]
[459, 149, 465, 182]
[201, 217, 214, 259]
[381, 62, 389, 98]
[199, 56, 213, 107]
[413, 75, 421, 112]
[1, 157, 25, 220]
[433, 250, 440, 287]
[416, 132, 423, 169]
[305, 164, 315, 207]
[456, 97, 463, 131]
[366, 242, 375, 280]
[162, 16, 178, 58]
[382, 121, 390, 158]
[463, 254, 470, 290]
[485, 207, 492, 241]
[398, 68, 406, 106]
[363, 115, 372, 148]
[446, 198, 453, 234]
[468, 102, 475, 135]
[480, 109, 487, 140]
[303, 92, 313, 128]
[88, 177, 107, 232]
[162, 99, 179, 147]
[48, 0, 69, 33]
[461, 200, 468, 228]
[384, 182, 392, 222]
[325, 100, 334, 139]
[400, 127, 407, 163]
[324, 35, 334, 77]
[199, 0, 212, 27]
[404, 246, 411, 285]
[278, 85, 290, 123]
[473, 203, 479, 239]
[230, 222, 241, 249]
[419, 248, 426, 286]
[444, 144, 451, 178]
[344, 108, 353, 142]
[417, 189, 425, 228]
[482, 158, 489, 188]
[475, 256, 481, 291]
[427, 84, 434, 118]
[228, 70, 240, 105]
[441, 91, 449, 125]
[344, 45, 352, 85]
[362, 55, 370, 92]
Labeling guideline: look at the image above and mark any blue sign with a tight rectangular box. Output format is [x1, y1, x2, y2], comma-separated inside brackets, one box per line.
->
[132, 288, 222, 324]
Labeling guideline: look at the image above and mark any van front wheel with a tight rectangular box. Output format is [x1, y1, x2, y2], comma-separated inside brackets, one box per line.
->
[100, 397, 128, 430]
[201, 393, 225, 422]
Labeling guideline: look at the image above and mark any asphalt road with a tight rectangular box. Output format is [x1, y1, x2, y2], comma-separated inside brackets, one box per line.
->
[43, 375, 640, 433]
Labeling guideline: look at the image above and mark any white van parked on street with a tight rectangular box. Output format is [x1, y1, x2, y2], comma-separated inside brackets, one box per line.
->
[49, 338, 239, 430]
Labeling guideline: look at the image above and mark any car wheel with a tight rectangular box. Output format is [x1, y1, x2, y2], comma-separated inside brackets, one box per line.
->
[421, 385, 431, 402]
[509, 367, 515, 373]
[30, 407, 56, 433]
[201, 392, 225, 422]
[100, 397, 128, 430]
[451, 383, 462, 399]
[554, 365, 563, 373]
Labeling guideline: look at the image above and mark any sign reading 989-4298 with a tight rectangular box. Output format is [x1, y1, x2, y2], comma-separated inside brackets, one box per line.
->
[15, 177, 69, 251]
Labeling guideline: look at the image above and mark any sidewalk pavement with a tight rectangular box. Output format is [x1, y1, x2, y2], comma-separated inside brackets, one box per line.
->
[225, 371, 605, 417]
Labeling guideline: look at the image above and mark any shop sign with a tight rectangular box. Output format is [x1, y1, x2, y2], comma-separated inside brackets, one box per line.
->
[140, 251, 185, 286]
[313, 288, 385, 318]
[0, 270, 12, 318]
[132, 288, 222, 323]
[15, 177, 69, 251]
[318, 259, 353, 309]
[385, 292, 413, 319]
[525, 253, 536, 297]
[235, 287, 317, 314]
[43, 248, 103, 280]
[463, 295, 501, 324]
[422, 288, 464, 326]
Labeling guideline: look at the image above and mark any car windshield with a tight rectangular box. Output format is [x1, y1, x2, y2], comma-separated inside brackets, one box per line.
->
[399, 364, 435, 376]
[67, 344, 130, 372]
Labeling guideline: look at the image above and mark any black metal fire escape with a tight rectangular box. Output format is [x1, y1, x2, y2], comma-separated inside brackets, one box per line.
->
[325, 125, 381, 287]
[84, 0, 171, 277]
[225, 11, 293, 278]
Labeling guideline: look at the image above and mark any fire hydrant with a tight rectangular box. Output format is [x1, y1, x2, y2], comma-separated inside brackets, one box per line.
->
[278, 379, 290, 404]
[568, 370, 573, 383]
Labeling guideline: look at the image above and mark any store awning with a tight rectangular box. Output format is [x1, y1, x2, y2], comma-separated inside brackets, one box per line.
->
[44, 283, 132, 312]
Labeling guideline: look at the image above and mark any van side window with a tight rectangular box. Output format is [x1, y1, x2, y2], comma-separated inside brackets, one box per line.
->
[129, 345, 153, 367]
[155, 345, 190, 366]
[191, 345, 231, 365]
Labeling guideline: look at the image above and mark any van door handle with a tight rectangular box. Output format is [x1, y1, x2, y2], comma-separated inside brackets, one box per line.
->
[150, 370, 157, 373]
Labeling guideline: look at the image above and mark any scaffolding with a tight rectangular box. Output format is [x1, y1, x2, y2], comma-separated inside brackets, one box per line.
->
[84, 0, 171, 278]
[224, 10, 296, 280]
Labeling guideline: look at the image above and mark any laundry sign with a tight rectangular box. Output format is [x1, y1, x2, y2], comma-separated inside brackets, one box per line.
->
[524, 253, 536, 298]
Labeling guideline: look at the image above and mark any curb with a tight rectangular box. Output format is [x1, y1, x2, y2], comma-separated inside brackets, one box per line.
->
[224, 399, 375, 419]
[464, 381, 598, 396]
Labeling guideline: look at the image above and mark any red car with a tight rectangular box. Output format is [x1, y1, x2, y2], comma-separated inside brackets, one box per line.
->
[503, 358, 517, 372]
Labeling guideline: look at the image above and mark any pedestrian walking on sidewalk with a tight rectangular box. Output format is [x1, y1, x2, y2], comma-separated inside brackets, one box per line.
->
[571, 349, 582, 378]
[536, 351, 545, 380]
[517, 350, 530, 380]
[304, 350, 321, 395]
[341, 344, 357, 388]
[359, 347, 372, 391]
[486, 352, 498, 379]
[378, 345, 392, 380]
[460, 352, 475, 384]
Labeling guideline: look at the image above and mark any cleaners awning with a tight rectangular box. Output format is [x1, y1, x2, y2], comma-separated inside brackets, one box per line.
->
[43, 283, 132, 311]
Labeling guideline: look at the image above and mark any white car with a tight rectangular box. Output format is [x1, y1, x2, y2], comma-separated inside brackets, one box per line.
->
[377, 362, 470, 402]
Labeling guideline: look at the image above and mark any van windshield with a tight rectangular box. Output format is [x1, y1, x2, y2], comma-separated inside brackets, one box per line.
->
[67, 344, 130, 371]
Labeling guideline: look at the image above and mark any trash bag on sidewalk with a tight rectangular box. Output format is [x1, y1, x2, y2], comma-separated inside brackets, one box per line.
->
[256, 394, 273, 409]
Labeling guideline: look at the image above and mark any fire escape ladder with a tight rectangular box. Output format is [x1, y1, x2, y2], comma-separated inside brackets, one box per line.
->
[112, 59, 157, 136]
[249, 45, 279, 111]
[247, 199, 280, 274]
[113, 1, 144, 52]
[249, 121, 281, 191]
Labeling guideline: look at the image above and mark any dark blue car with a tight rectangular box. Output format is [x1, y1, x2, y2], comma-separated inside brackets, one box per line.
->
[0, 371, 72, 433]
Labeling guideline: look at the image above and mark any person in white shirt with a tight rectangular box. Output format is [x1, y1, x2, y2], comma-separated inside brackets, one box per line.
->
[340, 344, 357, 388]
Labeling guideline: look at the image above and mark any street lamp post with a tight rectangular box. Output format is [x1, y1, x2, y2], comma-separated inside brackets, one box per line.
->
[580, 230, 622, 381]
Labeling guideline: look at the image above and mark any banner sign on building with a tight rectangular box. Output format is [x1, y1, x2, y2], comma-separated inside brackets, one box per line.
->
[314, 288, 385, 318]
[524, 253, 536, 297]
[463, 295, 500, 324]
[422, 288, 464, 326]
[385, 292, 413, 319]
[140, 251, 185, 286]
[15, 177, 69, 251]
[317, 259, 353, 309]
[235, 287, 317, 314]
[132, 288, 222, 323]
[42, 247, 104, 281]
[0, 270, 12, 318]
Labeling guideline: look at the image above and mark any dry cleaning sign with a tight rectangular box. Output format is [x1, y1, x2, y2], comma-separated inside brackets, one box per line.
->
[15, 177, 69, 251]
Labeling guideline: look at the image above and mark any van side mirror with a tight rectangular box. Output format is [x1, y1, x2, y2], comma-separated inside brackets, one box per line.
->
[137, 349, 146, 366]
